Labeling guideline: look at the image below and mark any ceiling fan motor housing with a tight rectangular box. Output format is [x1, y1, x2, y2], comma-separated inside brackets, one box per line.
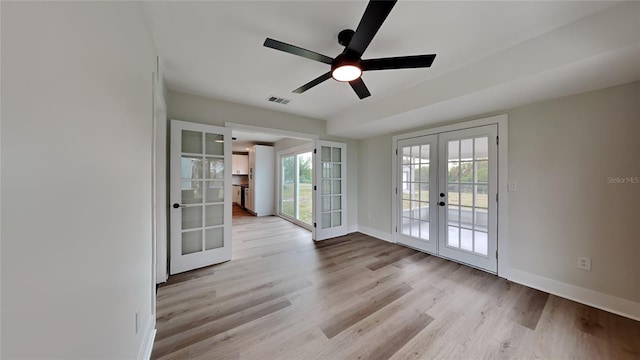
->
[338, 29, 355, 47]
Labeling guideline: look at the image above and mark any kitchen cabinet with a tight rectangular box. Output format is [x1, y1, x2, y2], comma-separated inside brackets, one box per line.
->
[232, 185, 242, 204]
[247, 145, 274, 216]
[232, 154, 249, 175]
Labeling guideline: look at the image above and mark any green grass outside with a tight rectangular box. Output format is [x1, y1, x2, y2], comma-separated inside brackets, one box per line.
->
[281, 182, 312, 224]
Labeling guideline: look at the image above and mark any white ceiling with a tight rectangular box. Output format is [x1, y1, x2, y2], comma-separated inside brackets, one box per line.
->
[143, 1, 640, 139]
[231, 130, 284, 152]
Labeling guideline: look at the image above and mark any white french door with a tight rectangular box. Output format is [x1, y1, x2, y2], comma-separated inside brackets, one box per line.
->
[396, 125, 498, 273]
[314, 140, 347, 240]
[169, 120, 232, 275]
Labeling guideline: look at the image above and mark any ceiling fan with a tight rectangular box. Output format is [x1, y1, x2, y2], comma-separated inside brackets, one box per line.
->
[263, 0, 436, 100]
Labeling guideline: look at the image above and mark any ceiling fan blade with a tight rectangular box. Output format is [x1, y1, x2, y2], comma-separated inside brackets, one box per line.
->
[264, 38, 333, 64]
[293, 72, 332, 93]
[346, 0, 397, 57]
[362, 54, 436, 71]
[349, 78, 371, 99]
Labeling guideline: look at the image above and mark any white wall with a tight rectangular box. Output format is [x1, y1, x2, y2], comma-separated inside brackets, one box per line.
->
[1, 2, 157, 358]
[357, 81, 640, 316]
[166, 90, 359, 230]
[507, 81, 640, 304]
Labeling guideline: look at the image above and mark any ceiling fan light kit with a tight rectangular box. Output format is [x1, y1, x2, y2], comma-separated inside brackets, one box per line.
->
[263, 0, 436, 99]
[331, 53, 362, 82]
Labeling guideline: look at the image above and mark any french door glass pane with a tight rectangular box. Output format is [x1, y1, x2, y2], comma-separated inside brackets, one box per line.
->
[182, 206, 202, 229]
[182, 230, 202, 255]
[205, 133, 224, 155]
[182, 180, 202, 204]
[205, 204, 223, 227]
[332, 196, 341, 210]
[182, 130, 202, 154]
[205, 158, 224, 179]
[205, 228, 224, 250]
[321, 213, 331, 228]
[182, 157, 202, 179]
[204, 181, 224, 202]
[331, 148, 341, 162]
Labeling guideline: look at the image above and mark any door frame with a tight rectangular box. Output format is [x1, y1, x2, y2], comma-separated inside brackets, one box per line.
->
[153, 73, 168, 285]
[391, 114, 509, 275]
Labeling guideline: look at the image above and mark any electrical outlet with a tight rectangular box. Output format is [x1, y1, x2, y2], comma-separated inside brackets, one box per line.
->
[508, 181, 518, 192]
[578, 257, 591, 271]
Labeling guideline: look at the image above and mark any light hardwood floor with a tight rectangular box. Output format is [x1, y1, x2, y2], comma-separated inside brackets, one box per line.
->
[153, 206, 640, 359]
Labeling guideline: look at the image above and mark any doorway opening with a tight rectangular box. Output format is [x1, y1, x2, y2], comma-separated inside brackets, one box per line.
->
[226, 124, 317, 233]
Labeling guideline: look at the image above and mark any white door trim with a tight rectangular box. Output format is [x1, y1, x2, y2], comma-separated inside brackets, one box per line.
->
[391, 114, 509, 276]
[153, 73, 167, 285]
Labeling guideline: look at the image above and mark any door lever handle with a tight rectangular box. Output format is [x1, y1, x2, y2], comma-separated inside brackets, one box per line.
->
[172, 203, 185, 209]
[438, 201, 446, 206]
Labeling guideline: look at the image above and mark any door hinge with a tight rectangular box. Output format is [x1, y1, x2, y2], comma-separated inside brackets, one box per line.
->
[314, 185, 317, 191]
[395, 187, 397, 194]
[496, 251, 498, 260]
[395, 148, 398, 155]
[314, 222, 317, 228]
[496, 193, 499, 202]
[314, 148, 317, 154]
[496, 136, 499, 145]
[395, 226, 398, 233]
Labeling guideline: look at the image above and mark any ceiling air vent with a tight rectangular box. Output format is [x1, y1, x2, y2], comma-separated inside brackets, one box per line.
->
[266, 95, 291, 105]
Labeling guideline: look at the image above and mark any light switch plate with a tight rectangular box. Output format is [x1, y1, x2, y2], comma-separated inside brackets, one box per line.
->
[508, 181, 518, 192]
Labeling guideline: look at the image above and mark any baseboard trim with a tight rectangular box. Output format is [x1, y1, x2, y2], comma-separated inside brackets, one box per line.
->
[138, 318, 156, 360]
[505, 267, 640, 321]
[357, 226, 395, 243]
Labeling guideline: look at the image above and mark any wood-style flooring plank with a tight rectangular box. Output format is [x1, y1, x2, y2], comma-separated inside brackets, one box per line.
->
[319, 282, 413, 339]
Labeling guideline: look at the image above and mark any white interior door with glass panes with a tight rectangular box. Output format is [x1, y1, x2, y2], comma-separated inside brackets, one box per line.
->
[314, 141, 347, 240]
[170, 120, 232, 275]
[395, 125, 498, 273]
[396, 135, 438, 253]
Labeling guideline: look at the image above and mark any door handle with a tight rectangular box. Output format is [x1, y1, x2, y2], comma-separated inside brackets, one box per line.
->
[172, 203, 185, 209]
[438, 201, 446, 206]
